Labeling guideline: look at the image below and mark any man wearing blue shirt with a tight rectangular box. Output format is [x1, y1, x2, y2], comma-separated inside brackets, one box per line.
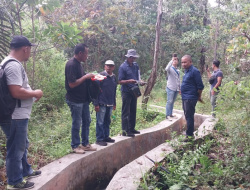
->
[118, 49, 144, 137]
[94, 60, 117, 146]
[181, 55, 204, 139]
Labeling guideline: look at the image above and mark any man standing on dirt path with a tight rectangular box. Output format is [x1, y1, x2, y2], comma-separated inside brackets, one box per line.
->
[0, 35, 43, 190]
[65, 43, 97, 154]
[181, 55, 204, 141]
[118, 49, 145, 137]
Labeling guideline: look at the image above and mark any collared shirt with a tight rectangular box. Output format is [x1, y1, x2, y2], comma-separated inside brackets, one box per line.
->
[165, 60, 180, 91]
[118, 60, 140, 92]
[65, 58, 88, 103]
[94, 71, 117, 106]
[181, 65, 204, 100]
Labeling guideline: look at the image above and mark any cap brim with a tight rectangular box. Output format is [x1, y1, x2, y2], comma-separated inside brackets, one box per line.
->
[125, 55, 140, 58]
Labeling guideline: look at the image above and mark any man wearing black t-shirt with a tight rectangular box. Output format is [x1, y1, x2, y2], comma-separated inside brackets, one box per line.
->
[65, 43, 96, 153]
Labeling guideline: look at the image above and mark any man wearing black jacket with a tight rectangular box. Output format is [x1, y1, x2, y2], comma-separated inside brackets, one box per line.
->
[94, 60, 117, 146]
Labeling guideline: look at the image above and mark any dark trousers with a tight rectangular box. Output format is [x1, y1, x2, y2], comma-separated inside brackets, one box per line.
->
[182, 99, 197, 136]
[121, 91, 137, 132]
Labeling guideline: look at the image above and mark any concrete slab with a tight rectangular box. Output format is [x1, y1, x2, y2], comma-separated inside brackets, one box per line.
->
[106, 117, 216, 190]
[30, 111, 208, 190]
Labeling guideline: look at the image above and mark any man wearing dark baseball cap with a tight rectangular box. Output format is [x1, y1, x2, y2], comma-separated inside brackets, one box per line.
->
[10, 35, 36, 48]
[0, 35, 42, 189]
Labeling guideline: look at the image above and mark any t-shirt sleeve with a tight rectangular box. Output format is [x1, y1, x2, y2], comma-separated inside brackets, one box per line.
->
[217, 71, 223, 78]
[5, 61, 23, 86]
[66, 64, 77, 83]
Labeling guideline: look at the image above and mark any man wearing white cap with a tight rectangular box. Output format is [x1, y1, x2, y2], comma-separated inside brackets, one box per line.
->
[94, 60, 117, 146]
[118, 49, 145, 137]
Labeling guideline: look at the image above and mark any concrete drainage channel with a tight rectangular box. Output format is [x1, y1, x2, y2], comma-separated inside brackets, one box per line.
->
[30, 110, 214, 190]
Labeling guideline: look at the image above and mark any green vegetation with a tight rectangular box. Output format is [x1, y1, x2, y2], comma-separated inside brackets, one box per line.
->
[26, 93, 165, 166]
[0, 0, 249, 189]
[139, 75, 250, 189]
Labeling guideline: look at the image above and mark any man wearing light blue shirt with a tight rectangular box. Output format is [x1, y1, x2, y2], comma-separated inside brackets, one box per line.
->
[165, 54, 180, 120]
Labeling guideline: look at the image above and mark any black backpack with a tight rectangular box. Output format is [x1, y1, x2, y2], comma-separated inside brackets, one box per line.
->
[0, 59, 17, 122]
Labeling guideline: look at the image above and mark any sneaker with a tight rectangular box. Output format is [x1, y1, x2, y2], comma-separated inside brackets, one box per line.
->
[166, 116, 172, 121]
[73, 146, 85, 154]
[104, 137, 115, 143]
[7, 180, 34, 190]
[131, 129, 140, 134]
[82, 144, 97, 151]
[122, 131, 135, 137]
[170, 115, 177, 119]
[24, 170, 41, 180]
[96, 141, 107, 146]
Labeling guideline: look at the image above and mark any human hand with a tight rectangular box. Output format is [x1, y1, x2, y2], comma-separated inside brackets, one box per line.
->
[139, 80, 146, 86]
[179, 90, 181, 95]
[95, 106, 100, 112]
[33, 89, 43, 102]
[128, 79, 137, 84]
[211, 89, 215, 96]
[198, 97, 204, 103]
[85, 73, 95, 79]
[113, 106, 116, 111]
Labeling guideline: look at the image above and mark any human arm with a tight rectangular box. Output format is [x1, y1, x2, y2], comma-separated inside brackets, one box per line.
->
[8, 85, 43, 102]
[194, 69, 204, 103]
[206, 67, 212, 78]
[69, 73, 95, 88]
[198, 89, 203, 103]
[165, 60, 173, 72]
[118, 79, 137, 85]
[211, 76, 222, 95]
[118, 65, 137, 85]
[95, 105, 100, 112]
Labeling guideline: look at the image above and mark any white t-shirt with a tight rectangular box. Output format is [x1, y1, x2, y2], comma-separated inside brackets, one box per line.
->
[0, 56, 33, 119]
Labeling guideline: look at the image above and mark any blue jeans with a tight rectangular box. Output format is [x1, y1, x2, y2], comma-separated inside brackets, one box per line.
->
[66, 100, 91, 148]
[182, 99, 197, 136]
[0, 119, 33, 185]
[166, 87, 179, 116]
[96, 105, 113, 141]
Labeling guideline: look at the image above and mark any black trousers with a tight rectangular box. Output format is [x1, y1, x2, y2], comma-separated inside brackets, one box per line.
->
[121, 91, 137, 132]
[182, 99, 197, 136]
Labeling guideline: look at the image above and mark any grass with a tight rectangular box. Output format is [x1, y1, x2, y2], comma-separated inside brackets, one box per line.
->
[0, 76, 215, 188]
[138, 76, 250, 190]
[25, 91, 166, 168]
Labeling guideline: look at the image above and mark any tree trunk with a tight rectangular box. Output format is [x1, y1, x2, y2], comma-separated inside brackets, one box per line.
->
[200, 0, 208, 75]
[31, 6, 36, 89]
[142, 0, 163, 110]
[213, 0, 220, 60]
